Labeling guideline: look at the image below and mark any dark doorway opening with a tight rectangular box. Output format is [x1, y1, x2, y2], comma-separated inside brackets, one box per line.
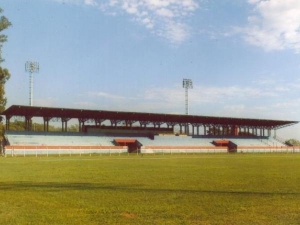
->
[212, 140, 237, 153]
[113, 139, 142, 153]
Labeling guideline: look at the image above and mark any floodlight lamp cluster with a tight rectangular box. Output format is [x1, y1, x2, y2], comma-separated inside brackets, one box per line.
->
[183, 78, 193, 89]
[25, 61, 39, 73]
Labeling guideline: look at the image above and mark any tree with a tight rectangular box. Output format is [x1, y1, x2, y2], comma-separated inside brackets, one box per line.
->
[0, 8, 11, 142]
[0, 8, 12, 63]
[0, 67, 10, 112]
[0, 8, 11, 113]
[285, 139, 300, 146]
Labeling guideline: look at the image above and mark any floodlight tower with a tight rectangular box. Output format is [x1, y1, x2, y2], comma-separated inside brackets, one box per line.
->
[182, 78, 193, 115]
[25, 61, 39, 106]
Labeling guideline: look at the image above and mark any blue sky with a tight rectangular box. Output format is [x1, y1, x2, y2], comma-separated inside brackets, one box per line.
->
[1, 0, 300, 138]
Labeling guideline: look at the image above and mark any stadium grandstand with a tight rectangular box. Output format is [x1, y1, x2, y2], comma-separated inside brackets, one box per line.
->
[1, 105, 300, 156]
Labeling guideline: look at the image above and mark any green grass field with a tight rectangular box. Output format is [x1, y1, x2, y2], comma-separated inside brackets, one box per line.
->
[1, 154, 300, 225]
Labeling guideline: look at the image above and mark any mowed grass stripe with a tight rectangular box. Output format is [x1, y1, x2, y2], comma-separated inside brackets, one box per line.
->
[0, 154, 300, 225]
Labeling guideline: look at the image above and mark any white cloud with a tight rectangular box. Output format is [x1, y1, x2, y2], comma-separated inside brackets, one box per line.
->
[84, 0, 98, 6]
[243, 0, 300, 52]
[73, 101, 98, 108]
[71, 80, 300, 122]
[104, 0, 199, 44]
[141, 84, 279, 108]
[88, 91, 128, 100]
[157, 21, 190, 44]
[156, 8, 174, 18]
[34, 97, 58, 107]
[54, 0, 82, 4]
[55, 0, 199, 44]
[222, 104, 247, 117]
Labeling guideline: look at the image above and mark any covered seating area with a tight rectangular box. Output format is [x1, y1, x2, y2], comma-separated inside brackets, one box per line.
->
[1, 105, 298, 137]
[1, 105, 299, 155]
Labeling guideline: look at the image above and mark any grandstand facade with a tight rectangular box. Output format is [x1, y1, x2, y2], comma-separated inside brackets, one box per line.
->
[1, 105, 299, 155]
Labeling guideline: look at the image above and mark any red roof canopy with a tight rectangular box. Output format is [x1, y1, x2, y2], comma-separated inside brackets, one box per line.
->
[1, 105, 298, 130]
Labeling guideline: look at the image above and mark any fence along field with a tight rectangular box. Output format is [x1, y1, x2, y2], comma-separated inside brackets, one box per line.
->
[4, 145, 300, 157]
[0, 154, 300, 225]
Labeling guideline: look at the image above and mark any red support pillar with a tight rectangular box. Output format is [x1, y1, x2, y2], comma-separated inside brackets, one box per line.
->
[232, 125, 239, 136]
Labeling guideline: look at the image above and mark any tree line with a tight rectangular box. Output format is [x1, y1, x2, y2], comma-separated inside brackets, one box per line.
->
[7, 120, 79, 132]
[0, 7, 11, 139]
[0, 7, 11, 113]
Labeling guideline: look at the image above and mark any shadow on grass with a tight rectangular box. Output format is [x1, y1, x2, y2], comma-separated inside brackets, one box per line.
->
[0, 181, 300, 196]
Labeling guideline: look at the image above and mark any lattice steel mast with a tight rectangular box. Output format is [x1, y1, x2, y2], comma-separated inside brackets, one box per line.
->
[182, 78, 193, 115]
[25, 61, 39, 106]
